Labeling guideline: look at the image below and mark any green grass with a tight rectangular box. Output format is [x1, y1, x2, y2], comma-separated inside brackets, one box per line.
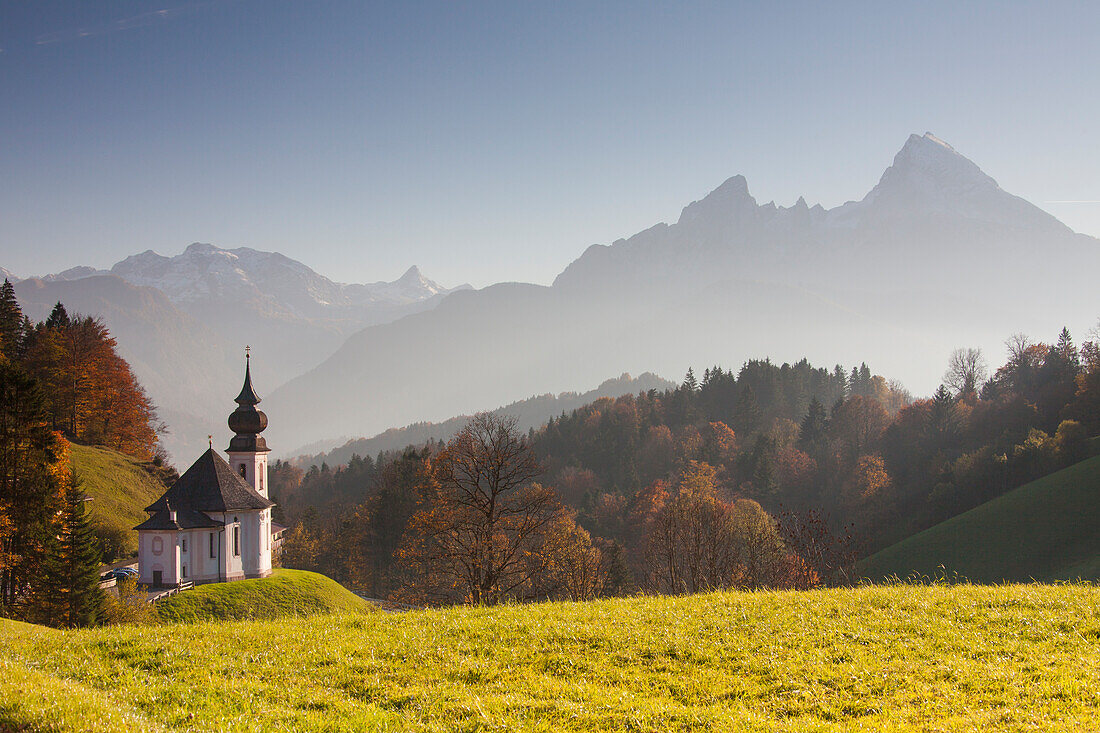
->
[859, 454, 1100, 583]
[70, 443, 167, 558]
[155, 569, 376, 623]
[3, 584, 1100, 731]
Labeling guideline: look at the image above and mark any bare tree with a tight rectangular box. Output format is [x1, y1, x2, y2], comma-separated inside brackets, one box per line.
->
[943, 347, 988, 399]
[398, 413, 567, 605]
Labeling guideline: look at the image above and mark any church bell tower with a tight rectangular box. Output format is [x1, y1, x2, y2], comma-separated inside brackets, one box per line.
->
[226, 348, 270, 498]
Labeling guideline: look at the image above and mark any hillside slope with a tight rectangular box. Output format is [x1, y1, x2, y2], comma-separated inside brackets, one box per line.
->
[299, 371, 674, 467]
[2, 585, 1099, 731]
[71, 444, 167, 558]
[155, 569, 375, 623]
[858, 454, 1100, 583]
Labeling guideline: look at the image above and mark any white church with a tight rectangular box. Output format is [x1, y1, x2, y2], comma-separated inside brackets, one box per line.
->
[135, 354, 279, 587]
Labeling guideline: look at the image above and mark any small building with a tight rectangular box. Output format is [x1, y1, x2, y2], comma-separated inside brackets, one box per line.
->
[135, 354, 277, 587]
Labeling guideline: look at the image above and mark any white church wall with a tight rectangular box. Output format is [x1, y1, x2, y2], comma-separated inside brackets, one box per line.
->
[139, 531, 181, 586]
[227, 450, 269, 499]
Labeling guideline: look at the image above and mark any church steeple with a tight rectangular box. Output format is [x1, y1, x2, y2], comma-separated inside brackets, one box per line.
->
[235, 347, 261, 406]
[227, 348, 269, 453]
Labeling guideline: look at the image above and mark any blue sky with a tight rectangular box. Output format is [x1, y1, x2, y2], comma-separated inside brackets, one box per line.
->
[2, 0, 1098, 287]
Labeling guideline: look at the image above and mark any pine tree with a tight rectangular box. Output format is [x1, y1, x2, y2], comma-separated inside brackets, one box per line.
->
[0, 362, 65, 612]
[44, 302, 70, 330]
[682, 368, 699, 392]
[1054, 327, 1080, 371]
[0, 280, 23, 358]
[40, 476, 105, 627]
[832, 365, 848, 398]
[798, 397, 829, 457]
[734, 384, 763, 437]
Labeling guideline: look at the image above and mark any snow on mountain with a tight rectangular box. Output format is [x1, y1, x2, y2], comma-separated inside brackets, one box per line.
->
[104, 243, 465, 316]
[25, 244, 470, 462]
[0, 267, 16, 281]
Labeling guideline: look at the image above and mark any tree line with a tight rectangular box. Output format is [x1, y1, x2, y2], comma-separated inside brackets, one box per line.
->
[276, 323, 1098, 604]
[0, 281, 165, 626]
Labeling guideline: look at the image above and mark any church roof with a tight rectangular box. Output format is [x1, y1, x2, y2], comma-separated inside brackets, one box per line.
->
[235, 355, 261, 406]
[134, 506, 225, 531]
[145, 448, 274, 515]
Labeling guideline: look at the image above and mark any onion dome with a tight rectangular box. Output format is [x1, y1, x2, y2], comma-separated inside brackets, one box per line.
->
[227, 350, 269, 452]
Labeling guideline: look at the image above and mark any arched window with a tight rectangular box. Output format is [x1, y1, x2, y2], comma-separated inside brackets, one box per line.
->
[239, 464, 247, 478]
[233, 517, 240, 557]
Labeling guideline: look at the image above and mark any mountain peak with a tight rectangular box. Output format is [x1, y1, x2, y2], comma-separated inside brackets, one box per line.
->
[678, 174, 758, 225]
[184, 242, 219, 255]
[856, 132, 1001, 213]
[886, 132, 995, 187]
[398, 265, 423, 282]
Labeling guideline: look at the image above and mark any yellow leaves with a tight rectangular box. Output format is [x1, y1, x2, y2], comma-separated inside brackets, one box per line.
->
[675, 460, 719, 499]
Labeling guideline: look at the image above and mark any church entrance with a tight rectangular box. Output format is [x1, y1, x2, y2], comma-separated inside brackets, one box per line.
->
[152, 570, 162, 586]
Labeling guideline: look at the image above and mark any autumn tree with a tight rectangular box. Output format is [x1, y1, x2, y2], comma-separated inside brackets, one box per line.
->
[646, 461, 788, 593]
[22, 311, 159, 459]
[943, 348, 988, 401]
[398, 413, 578, 605]
[776, 508, 857, 586]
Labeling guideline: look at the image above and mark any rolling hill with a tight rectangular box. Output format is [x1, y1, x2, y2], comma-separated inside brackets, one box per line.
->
[3, 584, 1099, 730]
[154, 569, 375, 623]
[858, 453, 1100, 583]
[70, 444, 168, 559]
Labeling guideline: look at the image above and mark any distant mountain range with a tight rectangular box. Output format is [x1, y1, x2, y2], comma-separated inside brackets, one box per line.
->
[8, 133, 1098, 464]
[262, 133, 1098, 451]
[11, 245, 468, 461]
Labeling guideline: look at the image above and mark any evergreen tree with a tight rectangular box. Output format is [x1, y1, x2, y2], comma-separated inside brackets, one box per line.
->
[832, 365, 848, 398]
[928, 385, 958, 449]
[859, 363, 872, 391]
[733, 384, 763, 436]
[44, 302, 70, 330]
[798, 397, 829, 457]
[748, 434, 779, 500]
[681, 368, 699, 392]
[0, 362, 65, 612]
[1053, 327, 1080, 372]
[0, 280, 23, 358]
[36, 476, 105, 627]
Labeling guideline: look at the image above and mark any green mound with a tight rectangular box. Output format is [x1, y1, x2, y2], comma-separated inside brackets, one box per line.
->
[71, 443, 167, 558]
[155, 569, 375, 623]
[859, 454, 1100, 583]
[3, 585, 1100, 730]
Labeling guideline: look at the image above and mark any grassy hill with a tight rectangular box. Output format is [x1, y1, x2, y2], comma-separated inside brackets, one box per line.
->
[859, 454, 1100, 583]
[71, 443, 167, 558]
[3, 584, 1100, 731]
[155, 569, 375, 623]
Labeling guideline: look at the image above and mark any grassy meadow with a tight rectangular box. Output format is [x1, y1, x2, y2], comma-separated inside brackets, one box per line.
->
[4, 583, 1100, 731]
[155, 569, 375, 623]
[859, 454, 1100, 583]
[70, 443, 167, 557]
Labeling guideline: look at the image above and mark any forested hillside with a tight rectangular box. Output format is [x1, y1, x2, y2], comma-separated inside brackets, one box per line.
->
[858, 452, 1100, 583]
[296, 372, 674, 467]
[276, 323, 1099, 602]
[0, 279, 168, 627]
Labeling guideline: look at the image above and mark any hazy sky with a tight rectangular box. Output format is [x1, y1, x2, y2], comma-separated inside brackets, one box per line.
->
[2, 1, 1098, 288]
